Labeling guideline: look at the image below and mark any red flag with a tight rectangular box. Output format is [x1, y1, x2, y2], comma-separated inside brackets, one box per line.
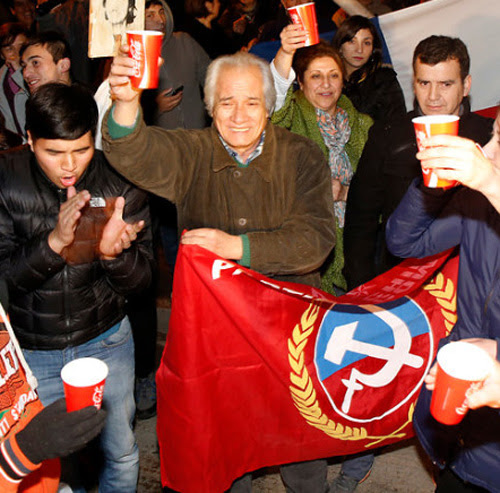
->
[157, 245, 457, 492]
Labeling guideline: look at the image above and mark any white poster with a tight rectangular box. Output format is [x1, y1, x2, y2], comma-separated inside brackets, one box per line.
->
[89, 0, 145, 58]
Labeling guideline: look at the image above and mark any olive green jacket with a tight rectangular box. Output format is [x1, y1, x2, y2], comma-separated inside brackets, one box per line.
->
[272, 88, 373, 292]
[102, 115, 336, 287]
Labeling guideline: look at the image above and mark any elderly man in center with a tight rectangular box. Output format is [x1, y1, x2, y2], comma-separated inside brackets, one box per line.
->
[102, 47, 336, 492]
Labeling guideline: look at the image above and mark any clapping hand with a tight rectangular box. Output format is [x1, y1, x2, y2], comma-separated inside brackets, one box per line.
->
[48, 187, 91, 255]
[99, 197, 145, 260]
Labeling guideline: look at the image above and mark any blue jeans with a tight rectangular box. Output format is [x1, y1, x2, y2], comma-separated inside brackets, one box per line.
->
[23, 317, 139, 493]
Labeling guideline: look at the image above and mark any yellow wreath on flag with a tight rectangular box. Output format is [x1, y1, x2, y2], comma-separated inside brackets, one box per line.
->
[288, 273, 456, 445]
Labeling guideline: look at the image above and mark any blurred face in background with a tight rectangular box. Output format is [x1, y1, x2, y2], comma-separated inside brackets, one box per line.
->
[104, 0, 129, 26]
[22, 43, 70, 93]
[238, 0, 257, 13]
[0, 33, 27, 70]
[145, 3, 166, 32]
[299, 56, 343, 116]
[413, 57, 471, 116]
[205, 0, 221, 18]
[10, 0, 36, 30]
[340, 28, 374, 76]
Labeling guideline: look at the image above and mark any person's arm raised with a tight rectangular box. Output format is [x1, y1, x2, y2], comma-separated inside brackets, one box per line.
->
[108, 43, 142, 127]
[273, 24, 306, 79]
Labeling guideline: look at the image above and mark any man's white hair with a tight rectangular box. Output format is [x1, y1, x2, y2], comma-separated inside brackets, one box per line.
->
[204, 52, 277, 117]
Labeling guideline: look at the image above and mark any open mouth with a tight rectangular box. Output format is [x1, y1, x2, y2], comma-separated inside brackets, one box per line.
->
[60, 176, 76, 187]
[27, 79, 39, 89]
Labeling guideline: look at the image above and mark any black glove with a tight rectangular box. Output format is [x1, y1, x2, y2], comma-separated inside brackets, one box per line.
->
[16, 398, 107, 464]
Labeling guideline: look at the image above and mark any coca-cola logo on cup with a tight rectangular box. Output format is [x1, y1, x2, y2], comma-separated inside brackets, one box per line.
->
[129, 39, 142, 77]
[415, 129, 427, 151]
[93, 384, 104, 408]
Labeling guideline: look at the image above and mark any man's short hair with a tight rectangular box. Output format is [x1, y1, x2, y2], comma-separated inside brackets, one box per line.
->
[25, 83, 98, 141]
[412, 35, 470, 81]
[0, 22, 28, 49]
[204, 52, 276, 116]
[145, 0, 163, 9]
[19, 31, 71, 64]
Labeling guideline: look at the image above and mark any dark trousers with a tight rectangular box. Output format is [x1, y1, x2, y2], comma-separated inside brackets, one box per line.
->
[229, 459, 328, 493]
[435, 468, 488, 493]
[126, 283, 158, 378]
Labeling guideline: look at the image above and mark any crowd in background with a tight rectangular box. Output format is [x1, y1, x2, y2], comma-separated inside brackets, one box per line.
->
[3, 1, 500, 493]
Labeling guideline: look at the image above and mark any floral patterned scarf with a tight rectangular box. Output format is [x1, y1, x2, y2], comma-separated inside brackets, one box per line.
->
[316, 107, 351, 227]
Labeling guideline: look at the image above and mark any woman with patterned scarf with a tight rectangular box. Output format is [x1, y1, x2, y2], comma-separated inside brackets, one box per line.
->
[271, 24, 373, 294]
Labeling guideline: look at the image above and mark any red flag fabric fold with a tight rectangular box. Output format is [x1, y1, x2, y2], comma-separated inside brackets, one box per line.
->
[157, 245, 457, 492]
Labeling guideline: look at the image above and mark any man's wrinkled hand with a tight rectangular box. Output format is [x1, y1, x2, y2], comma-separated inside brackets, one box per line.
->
[109, 43, 141, 103]
[181, 228, 243, 260]
[466, 359, 500, 409]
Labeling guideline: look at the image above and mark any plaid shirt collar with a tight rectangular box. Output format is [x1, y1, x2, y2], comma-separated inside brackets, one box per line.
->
[219, 130, 266, 167]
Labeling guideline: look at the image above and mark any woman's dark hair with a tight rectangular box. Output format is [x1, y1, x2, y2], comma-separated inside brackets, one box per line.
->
[0, 22, 28, 51]
[26, 83, 98, 141]
[185, 0, 209, 18]
[292, 40, 345, 85]
[331, 15, 383, 82]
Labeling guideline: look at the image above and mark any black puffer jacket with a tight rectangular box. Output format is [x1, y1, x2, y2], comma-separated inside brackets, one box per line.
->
[343, 105, 492, 290]
[0, 147, 153, 349]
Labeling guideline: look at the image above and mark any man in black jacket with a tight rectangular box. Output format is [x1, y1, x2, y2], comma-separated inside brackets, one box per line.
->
[335, 35, 493, 493]
[344, 35, 492, 291]
[0, 83, 153, 492]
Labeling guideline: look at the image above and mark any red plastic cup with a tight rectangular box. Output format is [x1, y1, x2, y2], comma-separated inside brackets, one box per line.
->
[61, 358, 109, 412]
[430, 342, 493, 425]
[286, 2, 319, 47]
[126, 30, 164, 89]
[412, 115, 460, 189]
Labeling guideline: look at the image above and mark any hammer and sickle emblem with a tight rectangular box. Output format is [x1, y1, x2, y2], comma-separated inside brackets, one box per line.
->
[324, 304, 424, 414]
